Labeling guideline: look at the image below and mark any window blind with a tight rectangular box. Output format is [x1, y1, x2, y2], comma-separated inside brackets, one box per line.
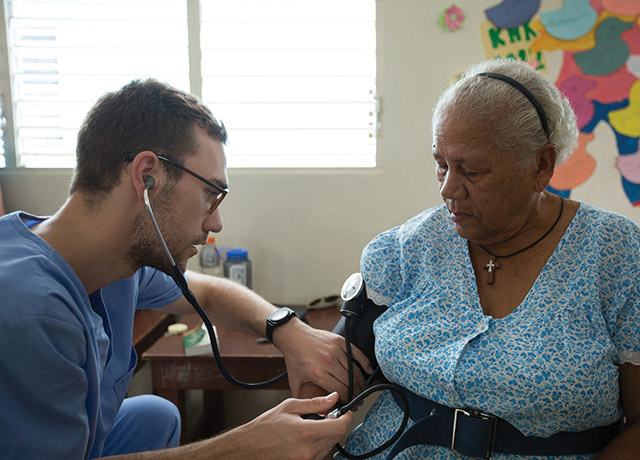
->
[0, 96, 5, 167]
[200, 0, 377, 168]
[6, 0, 189, 167]
[4, 0, 376, 169]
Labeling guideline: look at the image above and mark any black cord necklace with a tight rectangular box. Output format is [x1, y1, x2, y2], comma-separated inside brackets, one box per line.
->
[478, 197, 564, 285]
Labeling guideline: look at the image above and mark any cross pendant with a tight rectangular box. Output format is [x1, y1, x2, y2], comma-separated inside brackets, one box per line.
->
[483, 258, 500, 285]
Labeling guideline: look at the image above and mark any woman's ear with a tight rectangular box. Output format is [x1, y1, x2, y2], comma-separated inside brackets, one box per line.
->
[534, 144, 557, 193]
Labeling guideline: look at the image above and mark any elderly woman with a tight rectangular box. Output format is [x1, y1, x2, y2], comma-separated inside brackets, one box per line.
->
[335, 58, 640, 459]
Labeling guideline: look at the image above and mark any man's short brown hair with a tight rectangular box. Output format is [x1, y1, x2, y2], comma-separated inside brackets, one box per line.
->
[70, 79, 227, 203]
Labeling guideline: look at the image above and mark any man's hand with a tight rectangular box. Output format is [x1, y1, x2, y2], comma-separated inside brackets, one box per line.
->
[220, 392, 352, 460]
[119, 393, 353, 460]
[272, 320, 374, 401]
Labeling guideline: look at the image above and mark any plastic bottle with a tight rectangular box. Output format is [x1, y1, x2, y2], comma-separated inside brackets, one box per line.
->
[220, 247, 252, 289]
[199, 235, 222, 277]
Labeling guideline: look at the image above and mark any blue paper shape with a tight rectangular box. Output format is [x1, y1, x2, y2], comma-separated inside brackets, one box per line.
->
[574, 17, 632, 76]
[546, 185, 572, 199]
[611, 122, 639, 156]
[582, 100, 628, 133]
[540, 0, 597, 40]
[621, 176, 640, 206]
[549, 99, 640, 206]
[615, 129, 640, 205]
[485, 0, 541, 29]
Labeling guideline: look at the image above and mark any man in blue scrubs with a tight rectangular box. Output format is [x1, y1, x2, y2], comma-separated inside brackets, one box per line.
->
[0, 79, 370, 459]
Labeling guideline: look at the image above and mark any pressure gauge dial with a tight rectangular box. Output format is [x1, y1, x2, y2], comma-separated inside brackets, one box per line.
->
[341, 273, 364, 301]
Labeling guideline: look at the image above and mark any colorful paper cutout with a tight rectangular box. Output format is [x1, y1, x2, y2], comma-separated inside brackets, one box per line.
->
[604, 112, 640, 206]
[601, 0, 640, 16]
[560, 76, 598, 130]
[546, 185, 572, 199]
[574, 17, 632, 75]
[609, 80, 640, 137]
[527, 0, 640, 207]
[616, 148, 640, 184]
[581, 99, 629, 133]
[611, 122, 640, 154]
[556, 51, 635, 103]
[550, 132, 597, 190]
[531, 9, 639, 53]
[540, 0, 598, 40]
[622, 14, 640, 54]
[627, 55, 640, 78]
[480, 20, 546, 70]
[621, 174, 640, 205]
[440, 5, 465, 32]
[530, 17, 595, 53]
[485, 0, 541, 29]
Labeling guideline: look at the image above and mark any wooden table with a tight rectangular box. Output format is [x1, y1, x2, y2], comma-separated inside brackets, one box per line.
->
[142, 306, 341, 443]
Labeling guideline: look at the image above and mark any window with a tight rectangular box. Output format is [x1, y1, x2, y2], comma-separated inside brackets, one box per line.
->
[200, 0, 377, 168]
[0, 96, 5, 167]
[1, 0, 377, 169]
[4, 0, 189, 168]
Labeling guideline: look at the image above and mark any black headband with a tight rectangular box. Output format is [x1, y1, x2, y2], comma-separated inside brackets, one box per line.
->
[476, 72, 550, 138]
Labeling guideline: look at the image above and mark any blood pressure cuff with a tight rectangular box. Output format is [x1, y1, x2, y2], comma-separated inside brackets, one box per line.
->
[332, 296, 388, 375]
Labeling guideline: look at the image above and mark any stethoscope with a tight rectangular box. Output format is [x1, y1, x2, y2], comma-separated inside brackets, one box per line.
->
[143, 179, 286, 388]
[143, 181, 409, 457]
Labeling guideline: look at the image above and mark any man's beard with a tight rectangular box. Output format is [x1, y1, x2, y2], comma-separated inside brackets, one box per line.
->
[126, 190, 204, 276]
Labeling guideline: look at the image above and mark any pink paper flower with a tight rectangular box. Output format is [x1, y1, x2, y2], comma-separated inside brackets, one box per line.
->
[441, 5, 465, 31]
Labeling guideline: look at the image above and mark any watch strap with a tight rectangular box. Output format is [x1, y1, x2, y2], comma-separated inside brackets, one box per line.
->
[266, 307, 296, 343]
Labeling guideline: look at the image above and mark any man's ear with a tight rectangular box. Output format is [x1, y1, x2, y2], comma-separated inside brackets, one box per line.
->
[129, 151, 161, 201]
[533, 144, 557, 193]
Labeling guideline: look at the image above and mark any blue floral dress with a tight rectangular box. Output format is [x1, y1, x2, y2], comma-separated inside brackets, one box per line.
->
[336, 203, 640, 460]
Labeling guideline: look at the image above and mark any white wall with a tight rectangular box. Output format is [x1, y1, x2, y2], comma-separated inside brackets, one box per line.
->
[2, 0, 639, 305]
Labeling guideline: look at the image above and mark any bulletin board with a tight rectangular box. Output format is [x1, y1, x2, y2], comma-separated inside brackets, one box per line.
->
[439, 0, 640, 210]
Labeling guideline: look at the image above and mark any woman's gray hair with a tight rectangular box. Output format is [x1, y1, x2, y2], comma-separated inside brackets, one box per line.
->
[432, 58, 579, 167]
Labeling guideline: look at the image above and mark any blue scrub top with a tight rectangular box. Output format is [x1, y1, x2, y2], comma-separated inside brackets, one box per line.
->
[0, 212, 183, 459]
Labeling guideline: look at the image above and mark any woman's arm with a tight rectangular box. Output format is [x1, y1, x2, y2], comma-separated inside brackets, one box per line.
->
[594, 363, 640, 459]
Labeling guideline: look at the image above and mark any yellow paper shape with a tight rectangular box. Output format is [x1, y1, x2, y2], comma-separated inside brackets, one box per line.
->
[609, 80, 640, 137]
[550, 132, 596, 190]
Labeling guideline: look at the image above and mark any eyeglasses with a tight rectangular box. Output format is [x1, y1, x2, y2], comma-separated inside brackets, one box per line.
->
[124, 153, 229, 214]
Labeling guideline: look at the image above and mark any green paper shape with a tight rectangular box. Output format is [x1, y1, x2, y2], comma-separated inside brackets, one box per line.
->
[574, 17, 632, 76]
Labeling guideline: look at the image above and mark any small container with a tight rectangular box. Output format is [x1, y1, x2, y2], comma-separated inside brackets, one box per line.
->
[167, 323, 188, 336]
[199, 236, 222, 277]
[200, 235, 219, 267]
[219, 247, 252, 289]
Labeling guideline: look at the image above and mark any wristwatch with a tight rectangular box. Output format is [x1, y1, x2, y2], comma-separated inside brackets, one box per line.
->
[266, 307, 296, 343]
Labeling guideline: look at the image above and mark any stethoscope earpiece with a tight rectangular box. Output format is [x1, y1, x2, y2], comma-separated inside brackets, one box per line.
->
[144, 176, 155, 190]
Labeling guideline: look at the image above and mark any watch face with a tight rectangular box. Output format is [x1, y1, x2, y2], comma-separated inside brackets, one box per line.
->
[272, 308, 292, 321]
[341, 273, 364, 301]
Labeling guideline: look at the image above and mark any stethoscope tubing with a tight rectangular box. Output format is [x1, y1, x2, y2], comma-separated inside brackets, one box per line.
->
[144, 188, 288, 389]
[144, 188, 409, 448]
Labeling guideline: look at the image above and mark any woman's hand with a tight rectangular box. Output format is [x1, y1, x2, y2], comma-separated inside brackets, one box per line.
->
[273, 319, 374, 401]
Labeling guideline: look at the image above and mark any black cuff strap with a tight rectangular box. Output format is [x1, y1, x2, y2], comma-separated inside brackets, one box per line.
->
[387, 387, 623, 459]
